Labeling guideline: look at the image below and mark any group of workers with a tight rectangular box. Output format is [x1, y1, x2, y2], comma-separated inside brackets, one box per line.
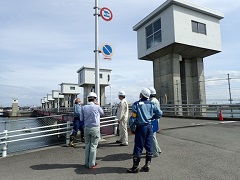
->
[69, 87, 162, 173]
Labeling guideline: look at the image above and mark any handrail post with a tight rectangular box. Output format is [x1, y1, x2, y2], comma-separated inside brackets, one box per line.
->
[174, 105, 177, 116]
[191, 105, 195, 117]
[217, 106, 220, 118]
[66, 121, 71, 145]
[1, 130, 8, 157]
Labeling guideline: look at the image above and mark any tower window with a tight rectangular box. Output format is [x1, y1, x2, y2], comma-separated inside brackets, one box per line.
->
[79, 72, 83, 83]
[192, 21, 206, 35]
[146, 18, 162, 49]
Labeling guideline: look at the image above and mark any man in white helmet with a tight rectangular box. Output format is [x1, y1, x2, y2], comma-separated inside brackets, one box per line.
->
[116, 90, 129, 146]
[149, 87, 162, 157]
[128, 88, 162, 173]
[80, 92, 104, 169]
[69, 98, 84, 147]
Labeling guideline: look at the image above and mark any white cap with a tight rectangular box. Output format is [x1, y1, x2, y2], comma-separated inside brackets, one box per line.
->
[118, 90, 126, 96]
[141, 88, 151, 98]
[87, 92, 97, 98]
[148, 87, 156, 95]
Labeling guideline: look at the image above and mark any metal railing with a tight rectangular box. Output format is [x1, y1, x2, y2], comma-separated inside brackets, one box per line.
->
[108, 103, 240, 119]
[160, 104, 240, 119]
[0, 115, 118, 157]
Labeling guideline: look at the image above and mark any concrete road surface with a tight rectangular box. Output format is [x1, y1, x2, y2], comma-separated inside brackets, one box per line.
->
[0, 117, 239, 180]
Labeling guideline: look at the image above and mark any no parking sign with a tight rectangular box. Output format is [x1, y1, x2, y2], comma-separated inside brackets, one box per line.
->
[100, 43, 114, 59]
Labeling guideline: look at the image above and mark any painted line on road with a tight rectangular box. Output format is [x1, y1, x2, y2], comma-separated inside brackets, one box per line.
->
[219, 121, 237, 124]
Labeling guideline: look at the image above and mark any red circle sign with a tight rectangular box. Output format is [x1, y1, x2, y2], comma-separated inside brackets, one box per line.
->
[100, 7, 113, 21]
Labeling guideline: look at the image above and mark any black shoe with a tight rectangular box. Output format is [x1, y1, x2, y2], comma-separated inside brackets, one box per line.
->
[68, 141, 75, 147]
[127, 167, 139, 173]
[141, 165, 150, 172]
[119, 143, 128, 146]
[115, 140, 121, 143]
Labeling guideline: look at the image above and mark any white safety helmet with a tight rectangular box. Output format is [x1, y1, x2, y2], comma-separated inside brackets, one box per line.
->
[148, 87, 156, 95]
[140, 88, 151, 98]
[118, 90, 126, 96]
[87, 92, 97, 98]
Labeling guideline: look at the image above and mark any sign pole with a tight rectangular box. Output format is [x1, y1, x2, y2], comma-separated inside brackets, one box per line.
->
[57, 84, 60, 113]
[94, 0, 100, 102]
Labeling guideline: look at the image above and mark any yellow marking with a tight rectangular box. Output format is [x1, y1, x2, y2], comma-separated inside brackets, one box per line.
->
[132, 113, 137, 118]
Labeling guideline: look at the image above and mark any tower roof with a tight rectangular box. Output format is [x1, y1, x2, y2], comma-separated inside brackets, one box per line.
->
[133, 0, 224, 31]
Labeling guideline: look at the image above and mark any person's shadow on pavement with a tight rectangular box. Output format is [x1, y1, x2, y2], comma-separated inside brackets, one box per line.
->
[75, 166, 127, 174]
[30, 153, 131, 174]
[30, 164, 127, 174]
[97, 153, 131, 161]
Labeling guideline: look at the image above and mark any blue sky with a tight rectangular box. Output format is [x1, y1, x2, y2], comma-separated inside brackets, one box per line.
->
[0, 0, 240, 107]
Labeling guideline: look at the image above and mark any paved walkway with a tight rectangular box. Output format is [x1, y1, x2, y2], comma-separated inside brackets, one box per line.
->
[0, 117, 239, 180]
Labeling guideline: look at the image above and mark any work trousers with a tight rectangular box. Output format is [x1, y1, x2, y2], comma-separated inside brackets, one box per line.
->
[133, 123, 153, 157]
[152, 132, 161, 156]
[70, 117, 84, 139]
[84, 126, 100, 168]
[119, 120, 128, 145]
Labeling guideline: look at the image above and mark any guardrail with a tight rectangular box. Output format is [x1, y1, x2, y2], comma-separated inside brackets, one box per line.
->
[160, 104, 240, 119]
[0, 115, 118, 157]
[37, 103, 240, 120]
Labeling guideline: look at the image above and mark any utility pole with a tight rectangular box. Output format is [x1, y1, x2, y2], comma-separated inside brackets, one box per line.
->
[176, 80, 180, 116]
[176, 80, 180, 105]
[227, 73, 233, 118]
[57, 84, 60, 113]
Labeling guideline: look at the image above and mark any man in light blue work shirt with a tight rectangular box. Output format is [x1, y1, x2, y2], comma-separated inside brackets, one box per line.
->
[80, 92, 104, 169]
[69, 98, 84, 147]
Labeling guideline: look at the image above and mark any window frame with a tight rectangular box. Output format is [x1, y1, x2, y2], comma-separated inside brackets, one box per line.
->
[79, 72, 83, 83]
[146, 18, 162, 49]
[191, 20, 206, 35]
